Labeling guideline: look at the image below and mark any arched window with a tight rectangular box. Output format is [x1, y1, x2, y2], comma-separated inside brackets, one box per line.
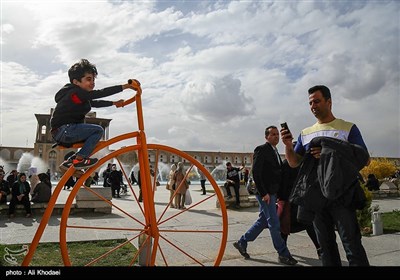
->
[48, 150, 57, 176]
[14, 149, 24, 160]
[49, 151, 57, 159]
[0, 149, 11, 160]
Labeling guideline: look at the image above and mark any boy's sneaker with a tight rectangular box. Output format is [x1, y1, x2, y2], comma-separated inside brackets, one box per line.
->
[60, 158, 74, 170]
[72, 158, 98, 169]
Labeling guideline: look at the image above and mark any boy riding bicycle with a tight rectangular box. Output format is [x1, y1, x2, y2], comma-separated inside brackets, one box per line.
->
[50, 58, 140, 170]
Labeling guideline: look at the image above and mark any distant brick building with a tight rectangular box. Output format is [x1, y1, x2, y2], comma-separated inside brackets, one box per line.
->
[0, 146, 33, 169]
[2, 110, 396, 177]
[0, 110, 253, 175]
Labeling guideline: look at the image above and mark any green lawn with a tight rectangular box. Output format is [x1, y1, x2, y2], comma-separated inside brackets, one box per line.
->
[382, 210, 400, 234]
[0, 239, 137, 266]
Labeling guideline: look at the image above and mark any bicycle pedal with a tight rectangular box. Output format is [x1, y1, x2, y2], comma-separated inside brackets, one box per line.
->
[59, 165, 85, 178]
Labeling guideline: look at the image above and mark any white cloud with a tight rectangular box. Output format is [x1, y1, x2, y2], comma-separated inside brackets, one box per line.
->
[180, 74, 254, 122]
[1, 0, 399, 158]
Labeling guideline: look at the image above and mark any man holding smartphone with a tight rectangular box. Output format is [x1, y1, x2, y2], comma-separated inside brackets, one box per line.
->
[281, 85, 370, 266]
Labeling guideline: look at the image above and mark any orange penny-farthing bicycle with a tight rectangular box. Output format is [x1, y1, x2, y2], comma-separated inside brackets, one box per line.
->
[22, 80, 228, 266]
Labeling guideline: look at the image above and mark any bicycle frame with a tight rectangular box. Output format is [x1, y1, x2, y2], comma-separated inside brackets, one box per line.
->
[22, 81, 228, 266]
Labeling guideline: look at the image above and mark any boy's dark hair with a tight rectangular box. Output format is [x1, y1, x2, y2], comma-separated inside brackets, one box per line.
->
[68, 59, 98, 83]
[265, 125, 277, 136]
[308, 85, 331, 100]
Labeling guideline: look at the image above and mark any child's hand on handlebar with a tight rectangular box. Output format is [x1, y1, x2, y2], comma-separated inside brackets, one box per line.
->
[114, 99, 125, 108]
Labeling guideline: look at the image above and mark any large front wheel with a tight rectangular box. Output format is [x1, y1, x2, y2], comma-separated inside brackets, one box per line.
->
[58, 144, 228, 266]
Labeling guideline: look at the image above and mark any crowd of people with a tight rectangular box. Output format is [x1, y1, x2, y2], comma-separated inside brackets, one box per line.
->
[0, 166, 52, 218]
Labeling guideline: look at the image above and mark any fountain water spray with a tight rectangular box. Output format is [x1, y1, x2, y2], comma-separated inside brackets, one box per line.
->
[16, 152, 48, 175]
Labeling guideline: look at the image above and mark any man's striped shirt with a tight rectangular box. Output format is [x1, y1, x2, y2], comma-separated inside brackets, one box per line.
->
[294, 118, 368, 156]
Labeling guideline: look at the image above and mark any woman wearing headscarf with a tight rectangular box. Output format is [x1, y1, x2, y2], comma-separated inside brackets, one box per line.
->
[31, 173, 52, 203]
[9, 173, 32, 218]
[173, 162, 189, 209]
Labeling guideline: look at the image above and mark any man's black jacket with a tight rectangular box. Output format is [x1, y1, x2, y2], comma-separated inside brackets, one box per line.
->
[252, 142, 282, 197]
[290, 136, 369, 211]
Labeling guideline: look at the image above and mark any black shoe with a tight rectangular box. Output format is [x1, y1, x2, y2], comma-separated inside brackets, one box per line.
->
[227, 195, 233, 199]
[316, 248, 322, 259]
[60, 158, 74, 170]
[234, 204, 241, 209]
[278, 255, 298, 265]
[73, 157, 98, 169]
[233, 242, 250, 259]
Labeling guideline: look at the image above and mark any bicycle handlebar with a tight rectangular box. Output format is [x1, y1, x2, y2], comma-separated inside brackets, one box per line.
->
[122, 79, 142, 107]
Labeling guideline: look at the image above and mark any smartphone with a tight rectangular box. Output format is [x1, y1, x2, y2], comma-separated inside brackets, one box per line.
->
[280, 122, 290, 132]
[280, 122, 292, 141]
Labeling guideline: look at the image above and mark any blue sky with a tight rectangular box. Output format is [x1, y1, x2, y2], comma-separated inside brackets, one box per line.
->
[1, 0, 399, 157]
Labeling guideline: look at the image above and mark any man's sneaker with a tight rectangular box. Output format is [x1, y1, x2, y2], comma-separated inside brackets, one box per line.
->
[278, 255, 298, 265]
[72, 158, 98, 169]
[233, 242, 250, 259]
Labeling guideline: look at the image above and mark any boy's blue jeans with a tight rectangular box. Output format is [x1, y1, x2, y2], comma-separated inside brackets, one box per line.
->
[52, 123, 103, 159]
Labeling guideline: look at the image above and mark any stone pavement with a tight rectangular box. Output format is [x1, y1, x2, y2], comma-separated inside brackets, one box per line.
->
[0, 183, 399, 267]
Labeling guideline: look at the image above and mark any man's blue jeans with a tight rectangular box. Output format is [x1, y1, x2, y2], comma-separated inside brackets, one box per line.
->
[53, 123, 103, 159]
[239, 194, 291, 257]
[313, 203, 369, 266]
